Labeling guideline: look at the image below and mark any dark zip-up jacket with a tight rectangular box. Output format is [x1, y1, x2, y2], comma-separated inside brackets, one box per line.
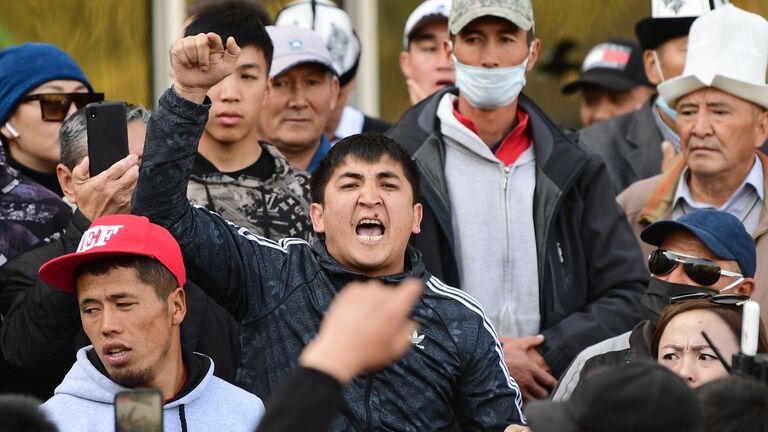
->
[387, 88, 648, 375]
[132, 88, 525, 431]
[0, 209, 241, 398]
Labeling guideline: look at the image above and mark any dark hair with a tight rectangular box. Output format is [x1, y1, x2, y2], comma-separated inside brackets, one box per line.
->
[309, 132, 421, 205]
[697, 375, 768, 432]
[188, 0, 273, 25]
[651, 300, 768, 358]
[0, 395, 58, 432]
[74, 255, 179, 301]
[185, 0, 274, 70]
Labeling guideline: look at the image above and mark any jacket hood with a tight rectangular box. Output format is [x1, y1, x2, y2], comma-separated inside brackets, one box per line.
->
[314, 241, 427, 285]
[55, 346, 214, 409]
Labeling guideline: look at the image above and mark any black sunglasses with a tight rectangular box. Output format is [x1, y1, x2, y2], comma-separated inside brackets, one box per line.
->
[669, 292, 749, 306]
[648, 249, 743, 287]
[19, 92, 105, 122]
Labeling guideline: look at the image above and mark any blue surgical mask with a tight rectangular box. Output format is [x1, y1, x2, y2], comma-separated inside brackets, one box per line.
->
[453, 50, 530, 109]
[655, 95, 679, 122]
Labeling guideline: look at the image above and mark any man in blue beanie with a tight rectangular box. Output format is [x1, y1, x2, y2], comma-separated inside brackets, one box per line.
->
[0, 43, 101, 266]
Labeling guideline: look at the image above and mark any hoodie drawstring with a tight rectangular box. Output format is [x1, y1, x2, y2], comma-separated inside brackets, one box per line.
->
[179, 404, 188, 432]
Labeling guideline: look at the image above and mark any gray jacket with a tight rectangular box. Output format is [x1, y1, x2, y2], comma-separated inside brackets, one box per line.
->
[579, 98, 664, 193]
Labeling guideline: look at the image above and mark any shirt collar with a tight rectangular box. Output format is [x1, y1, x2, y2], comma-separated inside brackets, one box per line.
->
[307, 134, 331, 173]
[673, 155, 764, 209]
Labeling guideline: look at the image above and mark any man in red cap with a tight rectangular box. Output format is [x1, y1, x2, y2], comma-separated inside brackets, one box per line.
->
[37, 215, 264, 432]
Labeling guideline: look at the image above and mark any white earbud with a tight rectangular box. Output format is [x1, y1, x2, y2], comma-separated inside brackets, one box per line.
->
[4, 122, 20, 139]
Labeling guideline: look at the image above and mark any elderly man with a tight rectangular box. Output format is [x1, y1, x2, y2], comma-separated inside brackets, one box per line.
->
[38, 215, 264, 431]
[257, 25, 339, 173]
[579, 0, 728, 192]
[562, 39, 655, 127]
[0, 43, 102, 265]
[619, 4, 768, 321]
[387, 0, 647, 401]
[553, 209, 757, 400]
[399, 0, 455, 105]
[275, 0, 390, 142]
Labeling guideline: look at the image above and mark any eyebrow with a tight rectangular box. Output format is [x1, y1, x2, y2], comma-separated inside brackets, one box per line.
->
[237, 63, 261, 71]
[336, 171, 402, 181]
[661, 344, 713, 352]
[39, 83, 87, 92]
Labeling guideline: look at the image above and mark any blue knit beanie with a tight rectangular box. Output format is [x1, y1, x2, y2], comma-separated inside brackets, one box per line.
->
[0, 42, 93, 124]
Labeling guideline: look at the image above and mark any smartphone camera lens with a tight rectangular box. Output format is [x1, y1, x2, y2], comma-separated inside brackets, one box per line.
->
[89, 108, 97, 119]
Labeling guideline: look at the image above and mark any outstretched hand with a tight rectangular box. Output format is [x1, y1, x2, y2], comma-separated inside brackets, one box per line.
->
[170, 32, 241, 103]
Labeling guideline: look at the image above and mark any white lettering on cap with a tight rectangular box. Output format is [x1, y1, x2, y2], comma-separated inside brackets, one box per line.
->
[77, 225, 124, 253]
[652, 0, 728, 19]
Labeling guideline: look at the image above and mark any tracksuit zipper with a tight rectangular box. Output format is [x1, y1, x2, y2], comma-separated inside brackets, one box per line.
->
[364, 374, 373, 431]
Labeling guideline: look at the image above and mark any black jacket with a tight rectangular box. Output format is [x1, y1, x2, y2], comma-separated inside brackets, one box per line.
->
[0, 210, 240, 399]
[132, 87, 525, 431]
[387, 88, 648, 375]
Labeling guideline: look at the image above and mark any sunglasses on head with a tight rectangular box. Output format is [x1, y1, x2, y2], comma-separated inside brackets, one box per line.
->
[19, 92, 105, 122]
[648, 249, 744, 287]
[669, 292, 749, 306]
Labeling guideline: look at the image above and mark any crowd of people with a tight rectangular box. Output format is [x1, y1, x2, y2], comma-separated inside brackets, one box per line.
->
[1, 0, 767, 431]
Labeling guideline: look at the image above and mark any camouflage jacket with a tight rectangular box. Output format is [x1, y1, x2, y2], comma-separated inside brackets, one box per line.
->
[186, 143, 314, 243]
[0, 143, 70, 266]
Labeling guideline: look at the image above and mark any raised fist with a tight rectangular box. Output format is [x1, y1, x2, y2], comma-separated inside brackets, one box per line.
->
[170, 32, 241, 102]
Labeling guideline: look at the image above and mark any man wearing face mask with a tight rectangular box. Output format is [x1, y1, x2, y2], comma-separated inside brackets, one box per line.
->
[579, 0, 727, 193]
[387, 0, 647, 401]
[552, 209, 756, 401]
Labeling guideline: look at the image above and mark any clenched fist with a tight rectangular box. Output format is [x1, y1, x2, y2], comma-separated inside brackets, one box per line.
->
[170, 32, 241, 103]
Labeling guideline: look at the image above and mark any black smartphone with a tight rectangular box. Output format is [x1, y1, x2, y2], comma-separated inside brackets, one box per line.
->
[86, 101, 129, 176]
[114, 389, 163, 432]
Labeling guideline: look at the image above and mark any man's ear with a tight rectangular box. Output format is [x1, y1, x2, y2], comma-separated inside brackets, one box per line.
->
[169, 287, 186, 326]
[736, 278, 755, 298]
[643, 50, 662, 85]
[411, 203, 423, 235]
[399, 51, 412, 79]
[56, 163, 77, 203]
[525, 38, 542, 72]
[310, 202, 325, 234]
[328, 77, 341, 111]
[755, 108, 768, 148]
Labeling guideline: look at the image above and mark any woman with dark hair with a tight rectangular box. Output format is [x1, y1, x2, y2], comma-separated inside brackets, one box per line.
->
[651, 298, 768, 387]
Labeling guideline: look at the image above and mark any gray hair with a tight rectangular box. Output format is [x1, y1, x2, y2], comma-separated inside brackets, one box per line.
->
[59, 103, 151, 170]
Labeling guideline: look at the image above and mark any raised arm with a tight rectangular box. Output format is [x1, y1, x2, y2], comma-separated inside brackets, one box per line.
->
[132, 34, 267, 320]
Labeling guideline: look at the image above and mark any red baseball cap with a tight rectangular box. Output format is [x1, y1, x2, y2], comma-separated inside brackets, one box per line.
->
[39, 215, 186, 293]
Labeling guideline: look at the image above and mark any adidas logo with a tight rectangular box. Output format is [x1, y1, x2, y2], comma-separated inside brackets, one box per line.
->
[409, 330, 425, 350]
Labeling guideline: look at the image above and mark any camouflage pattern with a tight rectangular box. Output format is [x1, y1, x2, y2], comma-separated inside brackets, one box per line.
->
[449, 0, 534, 34]
[0, 144, 70, 266]
[186, 144, 315, 243]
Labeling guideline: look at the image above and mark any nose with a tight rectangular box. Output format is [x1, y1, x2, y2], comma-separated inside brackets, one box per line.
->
[479, 44, 501, 68]
[218, 75, 241, 103]
[65, 99, 79, 119]
[678, 356, 698, 387]
[690, 110, 714, 138]
[287, 82, 308, 109]
[100, 307, 123, 336]
[438, 45, 454, 71]
[358, 182, 382, 207]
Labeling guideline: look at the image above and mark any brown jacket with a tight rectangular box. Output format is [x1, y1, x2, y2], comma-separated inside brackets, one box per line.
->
[618, 153, 768, 324]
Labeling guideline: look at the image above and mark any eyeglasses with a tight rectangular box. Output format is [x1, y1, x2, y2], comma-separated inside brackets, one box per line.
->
[648, 249, 743, 287]
[19, 92, 105, 122]
[669, 292, 750, 306]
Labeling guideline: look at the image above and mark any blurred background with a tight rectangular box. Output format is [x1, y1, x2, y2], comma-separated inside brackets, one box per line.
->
[1, 0, 765, 128]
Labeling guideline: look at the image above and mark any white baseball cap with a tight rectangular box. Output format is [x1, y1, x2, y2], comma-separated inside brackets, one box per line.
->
[403, 0, 452, 50]
[266, 25, 336, 79]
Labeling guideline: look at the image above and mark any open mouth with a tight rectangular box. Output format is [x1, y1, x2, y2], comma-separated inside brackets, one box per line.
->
[356, 218, 385, 241]
[436, 79, 454, 86]
[103, 344, 132, 366]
